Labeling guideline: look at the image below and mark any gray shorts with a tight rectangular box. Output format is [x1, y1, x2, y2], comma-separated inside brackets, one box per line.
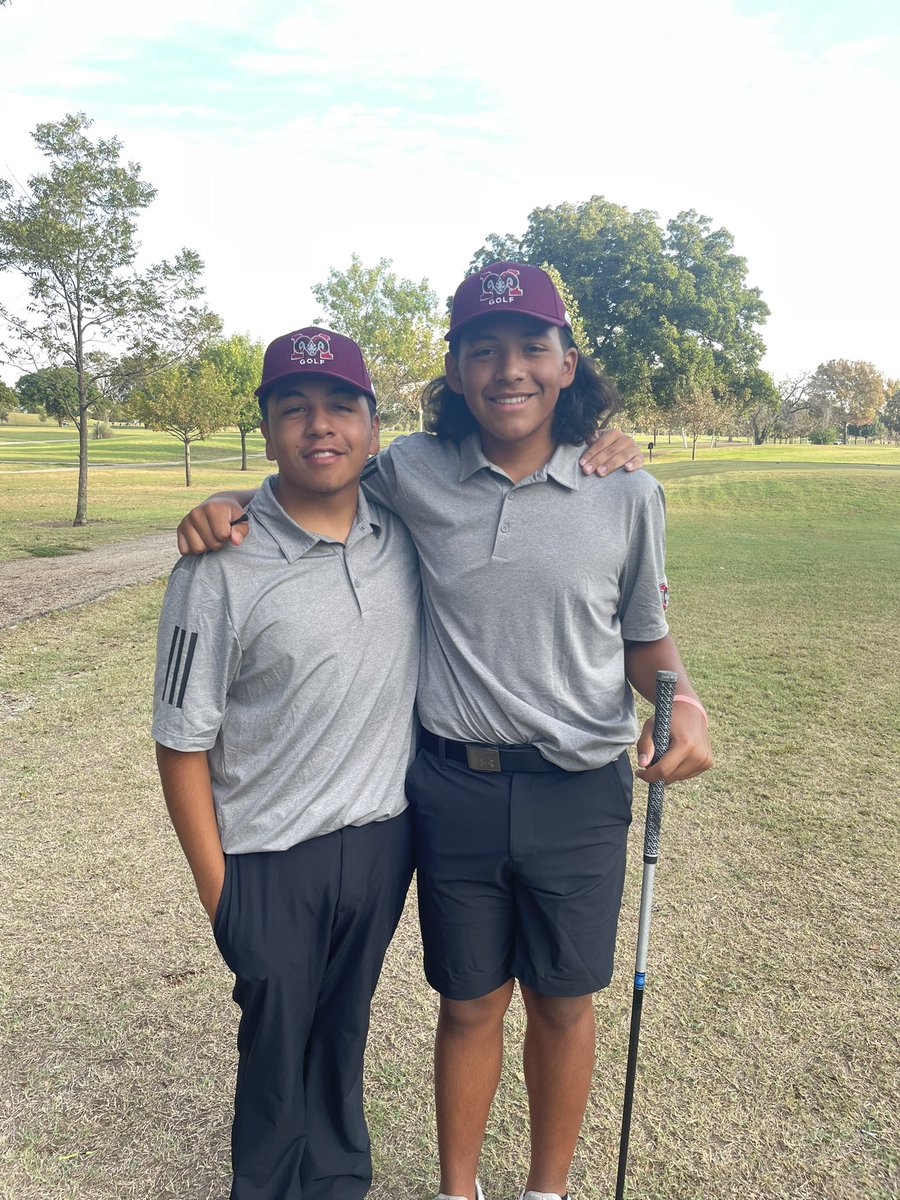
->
[407, 743, 633, 1000]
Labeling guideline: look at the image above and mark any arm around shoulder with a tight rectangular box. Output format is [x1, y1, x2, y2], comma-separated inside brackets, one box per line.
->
[177, 489, 258, 556]
[579, 427, 645, 476]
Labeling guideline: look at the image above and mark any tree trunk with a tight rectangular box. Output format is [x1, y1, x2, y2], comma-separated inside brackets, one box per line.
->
[184, 439, 192, 487]
[691, 434, 698, 461]
[240, 428, 248, 470]
[73, 409, 89, 526]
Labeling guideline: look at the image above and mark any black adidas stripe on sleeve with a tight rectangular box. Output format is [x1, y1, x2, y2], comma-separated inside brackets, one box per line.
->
[162, 626, 199, 709]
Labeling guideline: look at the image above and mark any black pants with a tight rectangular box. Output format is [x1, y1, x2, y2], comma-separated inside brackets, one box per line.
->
[213, 810, 414, 1200]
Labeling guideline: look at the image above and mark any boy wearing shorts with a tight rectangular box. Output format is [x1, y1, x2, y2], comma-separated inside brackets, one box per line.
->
[153, 327, 421, 1200]
[369, 265, 711, 1200]
[172, 265, 699, 1200]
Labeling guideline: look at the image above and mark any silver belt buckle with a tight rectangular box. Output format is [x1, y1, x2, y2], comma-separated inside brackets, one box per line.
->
[466, 745, 502, 773]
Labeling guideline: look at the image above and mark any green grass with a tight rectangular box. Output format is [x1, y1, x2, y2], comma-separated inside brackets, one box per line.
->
[0, 453, 898, 1199]
[0, 423, 269, 467]
[0, 424, 414, 560]
[640, 437, 900, 467]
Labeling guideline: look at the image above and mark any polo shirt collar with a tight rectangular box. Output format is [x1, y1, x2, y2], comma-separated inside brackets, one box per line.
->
[543, 441, 585, 490]
[457, 433, 585, 491]
[458, 433, 491, 481]
[249, 475, 380, 563]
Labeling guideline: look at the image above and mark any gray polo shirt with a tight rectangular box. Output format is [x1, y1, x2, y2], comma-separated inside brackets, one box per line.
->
[362, 433, 668, 771]
[152, 475, 421, 854]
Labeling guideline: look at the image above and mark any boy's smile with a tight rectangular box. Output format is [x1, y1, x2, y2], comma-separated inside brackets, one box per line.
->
[446, 314, 577, 478]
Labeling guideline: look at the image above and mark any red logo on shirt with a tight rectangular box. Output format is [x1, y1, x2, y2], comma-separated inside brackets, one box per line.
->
[291, 332, 334, 363]
[659, 580, 669, 610]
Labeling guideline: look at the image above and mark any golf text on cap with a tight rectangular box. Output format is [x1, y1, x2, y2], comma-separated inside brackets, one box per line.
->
[291, 331, 334, 365]
[480, 268, 524, 306]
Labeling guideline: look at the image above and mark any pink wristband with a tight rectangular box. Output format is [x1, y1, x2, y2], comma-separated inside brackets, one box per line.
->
[673, 694, 709, 726]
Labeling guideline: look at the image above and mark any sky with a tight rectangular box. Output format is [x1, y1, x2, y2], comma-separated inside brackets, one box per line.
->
[1, 0, 898, 385]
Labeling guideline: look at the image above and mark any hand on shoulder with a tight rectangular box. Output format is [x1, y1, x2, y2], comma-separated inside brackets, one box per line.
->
[580, 428, 644, 477]
[177, 498, 251, 556]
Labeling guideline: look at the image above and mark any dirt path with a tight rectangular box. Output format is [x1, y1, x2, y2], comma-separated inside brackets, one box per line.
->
[0, 533, 178, 629]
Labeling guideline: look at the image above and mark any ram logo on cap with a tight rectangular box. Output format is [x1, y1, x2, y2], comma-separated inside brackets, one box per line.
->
[291, 332, 334, 363]
[480, 268, 524, 304]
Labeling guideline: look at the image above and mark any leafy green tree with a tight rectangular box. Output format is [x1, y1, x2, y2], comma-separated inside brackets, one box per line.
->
[81, 351, 136, 423]
[881, 382, 900, 439]
[808, 359, 884, 444]
[540, 263, 593, 358]
[808, 428, 837, 445]
[664, 209, 768, 379]
[0, 380, 15, 421]
[202, 334, 265, 469]
[15, 366, 100, 426]
[469, 196, 769, 412]
[313, 254, 444, 429]
[0, 113, 220, 524]
[135, 359, 233, 486]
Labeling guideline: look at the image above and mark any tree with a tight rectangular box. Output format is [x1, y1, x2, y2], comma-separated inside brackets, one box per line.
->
[0, 380, 14, 421]
[469, 196, 769, 412]
[202, 334, 265, 469]
[626, 395, 667, 442]
[313, 255, 444, 429]
[540, 263, 593, 358]
[808, 359, 884, 444]
[0, 113, 220, 524]
[674, 372, 723, 461]
[15, 366, 100, 426]
[135, 359, 233, 486]
[738, 367, 780, 444]
[881, 381, 900, 440]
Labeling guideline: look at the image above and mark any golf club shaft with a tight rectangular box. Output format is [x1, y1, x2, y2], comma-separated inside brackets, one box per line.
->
[615, 669, 677, 1200]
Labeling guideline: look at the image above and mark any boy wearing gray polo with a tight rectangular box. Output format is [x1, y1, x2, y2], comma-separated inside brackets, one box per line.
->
[171, 266, 707, 1200]
[358, 264, 712, 1200]
[152, 328, 420, 1200]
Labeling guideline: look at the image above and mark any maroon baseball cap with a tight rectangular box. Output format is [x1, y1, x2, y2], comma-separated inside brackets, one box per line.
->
[256, 326, 375, 404]
[445, 261, 571, 341]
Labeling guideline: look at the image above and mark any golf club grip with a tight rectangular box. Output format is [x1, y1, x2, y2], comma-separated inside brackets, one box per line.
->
[644, 670, 677, 860]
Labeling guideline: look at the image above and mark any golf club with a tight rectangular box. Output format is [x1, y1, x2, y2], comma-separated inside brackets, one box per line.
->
[614, 668, 678, 1200]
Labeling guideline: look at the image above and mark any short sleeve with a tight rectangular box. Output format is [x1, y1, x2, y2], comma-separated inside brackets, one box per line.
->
[618, 484, 670, 642]
[360, 437, 412, 515]
[151, 561, 241, 751]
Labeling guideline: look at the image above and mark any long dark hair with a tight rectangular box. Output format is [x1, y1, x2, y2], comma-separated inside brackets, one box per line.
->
[422, 327, 621, 444]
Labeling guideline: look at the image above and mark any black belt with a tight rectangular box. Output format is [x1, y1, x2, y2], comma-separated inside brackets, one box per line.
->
[419, 729, 558, 774]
